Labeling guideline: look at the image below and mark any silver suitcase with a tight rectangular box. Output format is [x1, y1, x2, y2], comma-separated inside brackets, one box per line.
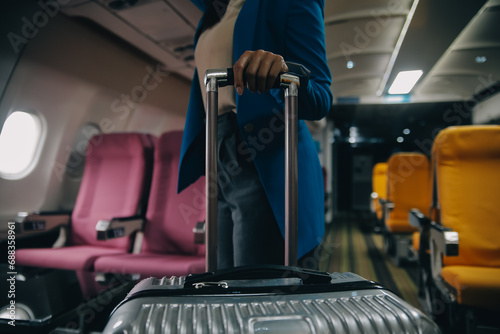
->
[102, 69, 441, 334]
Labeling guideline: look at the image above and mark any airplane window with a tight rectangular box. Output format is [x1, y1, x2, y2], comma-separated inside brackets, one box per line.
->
[0, 111, 44, 179]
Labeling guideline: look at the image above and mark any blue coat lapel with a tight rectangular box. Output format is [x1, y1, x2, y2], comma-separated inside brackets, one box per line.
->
[233, 0, 260, 57]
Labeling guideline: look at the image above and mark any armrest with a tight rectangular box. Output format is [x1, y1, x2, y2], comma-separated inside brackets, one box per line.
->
[385, 201, 395, 210]
[380, 200, 394, 228]
[193, 221, 205, 245]
[96, 216, 144, 241]
[370, 192, 378, 213]
[32, 210, 72, 215]
[13, 211, 71, 235]
[430, 222, 459, 257]
[379, 199, 394, 210]
[408, 209, 431, 229]
[429, 222, 459, 280]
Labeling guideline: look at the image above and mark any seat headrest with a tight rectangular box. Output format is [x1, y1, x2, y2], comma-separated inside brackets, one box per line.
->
[88, 133, 154, 158]
[373, 162, 388, 175]
[434, 125, 500, 162]
[387, 152, 428, 175]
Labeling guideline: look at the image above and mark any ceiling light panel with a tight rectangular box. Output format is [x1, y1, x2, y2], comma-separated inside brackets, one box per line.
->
[388, 70, 423, 94]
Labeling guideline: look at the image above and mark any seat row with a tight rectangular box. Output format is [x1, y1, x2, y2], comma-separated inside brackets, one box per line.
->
[12, 131, 206, 296]
[371, 125, 500, 333]
[373, 150, 430, 265]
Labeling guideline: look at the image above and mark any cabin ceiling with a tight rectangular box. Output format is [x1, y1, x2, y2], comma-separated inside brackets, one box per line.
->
[60, 0, 500, 105]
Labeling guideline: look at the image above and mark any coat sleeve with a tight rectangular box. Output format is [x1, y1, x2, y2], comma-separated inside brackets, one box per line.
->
[283, 0, 333, 120]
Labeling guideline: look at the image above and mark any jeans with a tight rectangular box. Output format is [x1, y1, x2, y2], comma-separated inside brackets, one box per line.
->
[216, 112, 319, 270]
[216, 112, 284, 269]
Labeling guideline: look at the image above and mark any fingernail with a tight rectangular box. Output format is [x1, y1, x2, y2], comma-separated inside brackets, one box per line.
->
[237, 87, 243, 95]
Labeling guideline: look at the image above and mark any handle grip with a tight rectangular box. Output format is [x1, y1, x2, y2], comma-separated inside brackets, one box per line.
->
[204, 68, 300, 90]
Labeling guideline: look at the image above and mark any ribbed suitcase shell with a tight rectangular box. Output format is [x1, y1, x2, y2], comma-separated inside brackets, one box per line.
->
[103, 272, 440, 333]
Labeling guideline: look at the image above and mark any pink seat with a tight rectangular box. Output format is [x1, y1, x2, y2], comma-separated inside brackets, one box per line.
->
[94, 130, 206, 278]
[17, 133, 155, 272]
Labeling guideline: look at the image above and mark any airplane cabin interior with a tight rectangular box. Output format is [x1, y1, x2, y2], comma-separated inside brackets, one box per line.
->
[0, 0, 499, 333]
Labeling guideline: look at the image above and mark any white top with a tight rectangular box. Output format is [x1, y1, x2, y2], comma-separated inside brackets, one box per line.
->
[195, 0, 246, 114]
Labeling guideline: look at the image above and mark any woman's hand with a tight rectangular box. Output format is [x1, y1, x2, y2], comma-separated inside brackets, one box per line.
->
[233, 50, 288, 95]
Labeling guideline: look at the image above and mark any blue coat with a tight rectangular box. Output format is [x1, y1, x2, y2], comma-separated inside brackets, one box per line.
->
[178, 0, 333, 258]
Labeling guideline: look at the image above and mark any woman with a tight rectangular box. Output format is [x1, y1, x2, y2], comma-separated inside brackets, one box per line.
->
[178, 0, 333, 269]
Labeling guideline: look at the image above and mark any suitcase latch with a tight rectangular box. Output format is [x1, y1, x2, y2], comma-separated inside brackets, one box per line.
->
[193, 281, 229, 289]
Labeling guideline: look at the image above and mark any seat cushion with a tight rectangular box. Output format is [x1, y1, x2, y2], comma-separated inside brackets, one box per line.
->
[94, 253, 205, 278]
[441, 265, 500, 310]
[16, 246, 125, 271]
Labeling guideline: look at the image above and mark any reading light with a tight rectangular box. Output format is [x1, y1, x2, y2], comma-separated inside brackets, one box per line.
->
[388, 70, 423, 94]
[475, 56, 487, 64]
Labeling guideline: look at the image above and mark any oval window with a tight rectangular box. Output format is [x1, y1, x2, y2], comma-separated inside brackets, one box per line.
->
[0, 111, 44, 179]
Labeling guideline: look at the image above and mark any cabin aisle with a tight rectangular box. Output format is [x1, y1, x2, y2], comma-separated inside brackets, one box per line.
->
[319, 212, 421, 310]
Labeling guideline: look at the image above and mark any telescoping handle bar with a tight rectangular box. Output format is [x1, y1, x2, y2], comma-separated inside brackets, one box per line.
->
[204, 68, 300, 272]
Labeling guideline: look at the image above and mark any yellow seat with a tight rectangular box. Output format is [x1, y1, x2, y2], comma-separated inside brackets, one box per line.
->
[385, 152, 430, 233]
[371, 162, 388, 221]
[431, 125, 500, 311]
[412, 231, 420, 252]
[382, 153, 430, 265]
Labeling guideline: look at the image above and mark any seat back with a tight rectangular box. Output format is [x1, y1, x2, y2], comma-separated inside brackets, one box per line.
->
[372, 162, 388, 220]
[70, 133, 155, 249]
[386, 152, 430, 233]
[142, 130, 205, 256]
[433, 125, 500, 267]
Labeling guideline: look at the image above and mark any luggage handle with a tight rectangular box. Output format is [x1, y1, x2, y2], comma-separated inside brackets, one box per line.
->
[204, 68, 300, 271]
[204, 67, 301, 89]
[185, 264, 332, 286]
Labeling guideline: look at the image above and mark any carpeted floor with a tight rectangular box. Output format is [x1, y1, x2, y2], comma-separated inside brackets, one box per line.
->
[318, 211, 422, 310]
